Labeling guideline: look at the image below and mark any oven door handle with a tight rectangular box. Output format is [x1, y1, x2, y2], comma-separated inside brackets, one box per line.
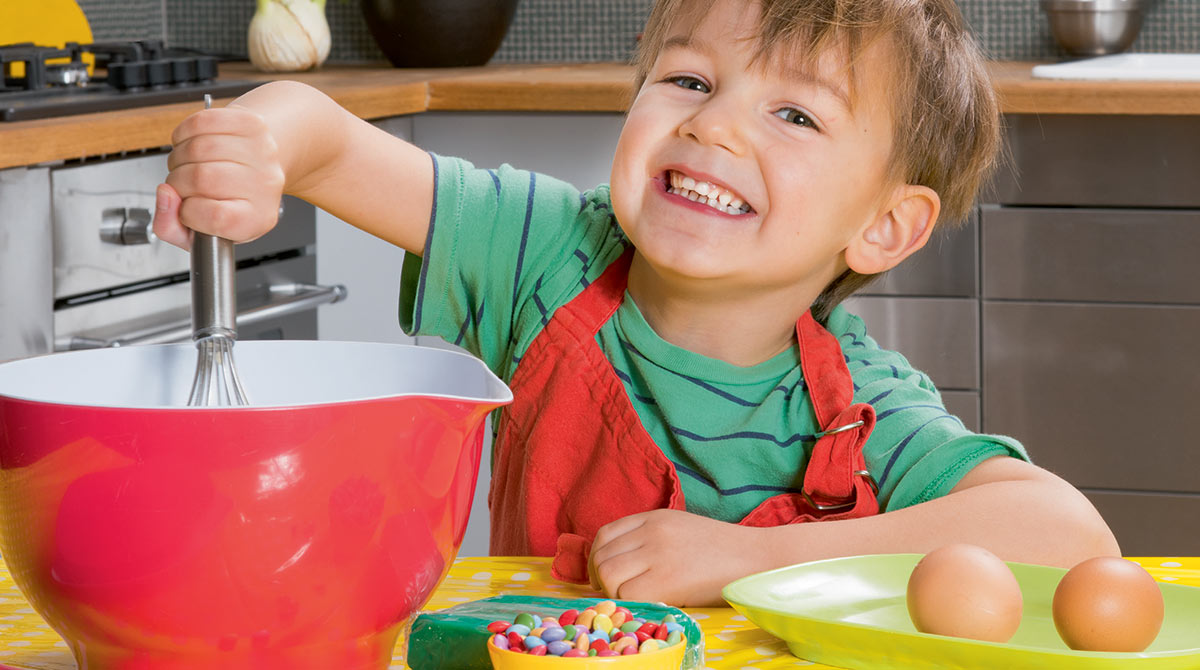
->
[65, 282, 348, 349]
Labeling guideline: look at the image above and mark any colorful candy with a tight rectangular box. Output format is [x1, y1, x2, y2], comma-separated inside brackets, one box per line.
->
[486, 601, 686, 658]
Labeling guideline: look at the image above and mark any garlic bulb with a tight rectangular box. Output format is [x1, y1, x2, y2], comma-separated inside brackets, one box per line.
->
[248, 0, 331, 72]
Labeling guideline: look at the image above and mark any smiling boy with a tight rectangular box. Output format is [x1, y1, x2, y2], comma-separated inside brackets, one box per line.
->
[155, 0, 1119, 607]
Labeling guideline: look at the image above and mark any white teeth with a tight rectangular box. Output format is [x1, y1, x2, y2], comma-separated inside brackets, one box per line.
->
[667, 170, 751, 215]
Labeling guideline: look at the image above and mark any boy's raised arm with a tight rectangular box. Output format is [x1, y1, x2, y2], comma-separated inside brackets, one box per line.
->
[155, 80, 433, 255]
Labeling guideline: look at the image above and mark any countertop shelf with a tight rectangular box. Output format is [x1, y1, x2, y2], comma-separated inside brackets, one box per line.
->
[4, 61, 1200, 170]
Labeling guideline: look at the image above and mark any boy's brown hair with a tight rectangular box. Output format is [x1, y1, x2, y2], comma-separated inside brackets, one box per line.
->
[633, 0, 1001, 323]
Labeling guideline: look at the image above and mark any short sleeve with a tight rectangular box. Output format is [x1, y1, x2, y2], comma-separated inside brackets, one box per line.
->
[827, 306, 1030, 512]
[399, 154, 628, 381]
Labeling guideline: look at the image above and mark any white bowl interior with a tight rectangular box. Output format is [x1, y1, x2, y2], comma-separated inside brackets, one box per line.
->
[0, 341, 512, 409]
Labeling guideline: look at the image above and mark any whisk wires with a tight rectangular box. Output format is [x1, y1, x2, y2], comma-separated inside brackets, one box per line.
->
[188, 335, 250, 406]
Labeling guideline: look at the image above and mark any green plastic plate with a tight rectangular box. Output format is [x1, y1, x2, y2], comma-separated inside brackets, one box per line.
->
[722, 554, 1200, 670]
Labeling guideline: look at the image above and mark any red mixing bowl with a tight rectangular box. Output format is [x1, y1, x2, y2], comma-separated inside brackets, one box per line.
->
[0, 341, 511, 670]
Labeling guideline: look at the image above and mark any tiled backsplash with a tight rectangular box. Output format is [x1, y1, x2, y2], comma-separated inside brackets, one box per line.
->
[76, 0, 1200, 64]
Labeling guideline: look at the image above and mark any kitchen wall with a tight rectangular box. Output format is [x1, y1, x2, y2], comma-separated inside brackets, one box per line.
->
[76, 0, 1200, 64]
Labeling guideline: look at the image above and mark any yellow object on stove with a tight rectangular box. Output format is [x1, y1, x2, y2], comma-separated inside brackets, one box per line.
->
[0, 0, 94, 76]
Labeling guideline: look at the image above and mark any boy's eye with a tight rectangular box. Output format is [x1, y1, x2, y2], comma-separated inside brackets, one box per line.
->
[665, 75, 710, 93]
[774, 108, 818, 130]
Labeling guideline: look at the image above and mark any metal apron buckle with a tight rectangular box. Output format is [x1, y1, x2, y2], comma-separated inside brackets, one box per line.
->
[802, 419, 877, 511]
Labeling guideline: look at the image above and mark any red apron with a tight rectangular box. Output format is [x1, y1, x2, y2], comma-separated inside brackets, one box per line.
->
[488, 249, 880, 583]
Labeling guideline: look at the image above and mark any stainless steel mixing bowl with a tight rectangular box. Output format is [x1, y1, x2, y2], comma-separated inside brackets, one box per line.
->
[1042, 0, 1146, 56]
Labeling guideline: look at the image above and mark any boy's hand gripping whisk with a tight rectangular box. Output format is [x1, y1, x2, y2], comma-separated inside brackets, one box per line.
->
[186, 95, 250, 406]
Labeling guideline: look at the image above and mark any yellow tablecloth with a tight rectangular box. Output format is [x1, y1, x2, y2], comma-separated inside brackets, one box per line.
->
[0, 556, 1194, 669]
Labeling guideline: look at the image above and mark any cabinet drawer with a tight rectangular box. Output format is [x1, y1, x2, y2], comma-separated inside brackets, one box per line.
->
[1084, 491, 1200, 557]
[982, 301, 1200, 493]
[862, 210, 977, 298]
[990, 115, 1200, 208]
[982, 206, 1200, 304]
[843, 296, 978, 390]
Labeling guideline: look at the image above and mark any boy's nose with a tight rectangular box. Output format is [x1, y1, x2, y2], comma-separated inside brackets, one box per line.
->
[678, 99, 746, 155]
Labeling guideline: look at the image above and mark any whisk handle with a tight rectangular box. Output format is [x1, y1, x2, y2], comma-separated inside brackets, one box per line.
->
[189, 94, 238, 342]
[191, 232, 238, 340]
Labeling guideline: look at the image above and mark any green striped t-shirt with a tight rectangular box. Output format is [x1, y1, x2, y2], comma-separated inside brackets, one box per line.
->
[400, 155, 1028, 521]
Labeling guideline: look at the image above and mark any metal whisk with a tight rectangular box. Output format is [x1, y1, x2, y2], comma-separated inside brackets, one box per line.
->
[187, 94, 250, 407]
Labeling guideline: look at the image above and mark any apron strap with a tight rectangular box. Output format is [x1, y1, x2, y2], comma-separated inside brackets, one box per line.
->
[795, 311, 877, 506]
[796, 311, 853, 428]
[564, 247, 634, 336]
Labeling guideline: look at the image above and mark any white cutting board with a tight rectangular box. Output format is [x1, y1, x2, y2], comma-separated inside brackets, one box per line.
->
[1032, 53, 1200, 81]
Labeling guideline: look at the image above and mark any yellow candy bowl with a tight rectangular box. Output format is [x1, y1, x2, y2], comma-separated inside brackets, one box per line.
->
[487, 636, 686, 669]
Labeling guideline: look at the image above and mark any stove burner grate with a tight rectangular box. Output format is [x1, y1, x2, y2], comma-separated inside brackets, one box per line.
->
[0, 40, 260, 122]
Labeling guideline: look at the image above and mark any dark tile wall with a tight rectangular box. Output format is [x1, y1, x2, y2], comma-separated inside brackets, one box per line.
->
[76, 0, 1200, 65]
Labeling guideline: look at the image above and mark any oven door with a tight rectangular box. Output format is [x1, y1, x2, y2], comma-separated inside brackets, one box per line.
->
[54, 254, 345, 350]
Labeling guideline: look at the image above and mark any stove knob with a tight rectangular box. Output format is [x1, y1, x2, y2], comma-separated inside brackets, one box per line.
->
[100, 207, 155, 245]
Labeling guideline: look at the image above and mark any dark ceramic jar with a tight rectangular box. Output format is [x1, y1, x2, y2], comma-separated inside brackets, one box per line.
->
[361, 0, 521, 67]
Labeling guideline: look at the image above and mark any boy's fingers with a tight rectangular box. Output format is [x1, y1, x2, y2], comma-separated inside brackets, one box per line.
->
[591, 512, 647, 550]
[592, 548, 652, 601]
[167, 134, 272, 173]
[166, 160, 280, 204]
[169, 106, 266, 146]
[176, 196, 267, 243]
[152, 183, 191, 250]
[588, 553, 599, 592]
[588, 512, 651, 593]
[589, 527, 651, 599]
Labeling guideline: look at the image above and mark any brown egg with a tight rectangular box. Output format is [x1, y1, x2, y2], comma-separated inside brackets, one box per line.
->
[1052, 556, 1165, 652]
[906, 544, 1024, 643]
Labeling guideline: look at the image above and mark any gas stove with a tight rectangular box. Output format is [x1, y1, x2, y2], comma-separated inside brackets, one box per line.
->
[0, 41, 261, 122]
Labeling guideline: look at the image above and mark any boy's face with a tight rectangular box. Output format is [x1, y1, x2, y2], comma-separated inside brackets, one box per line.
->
[611, 0, 900, 300]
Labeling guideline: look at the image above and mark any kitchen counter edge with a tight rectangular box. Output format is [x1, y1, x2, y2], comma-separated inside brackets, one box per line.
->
[4, 60, 1200, 171]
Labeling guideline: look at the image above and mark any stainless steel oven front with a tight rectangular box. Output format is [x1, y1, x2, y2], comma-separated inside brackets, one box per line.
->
[0, 152, 343, 361]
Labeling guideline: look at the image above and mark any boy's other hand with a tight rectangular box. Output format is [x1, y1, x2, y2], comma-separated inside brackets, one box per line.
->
[154, 104, 286, 250]
[587, 509, 768, 607]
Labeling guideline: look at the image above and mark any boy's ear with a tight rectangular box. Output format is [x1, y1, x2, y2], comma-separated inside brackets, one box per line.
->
[845, 184, 941, 275]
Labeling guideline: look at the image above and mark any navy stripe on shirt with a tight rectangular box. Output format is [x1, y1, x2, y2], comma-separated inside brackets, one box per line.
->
[878, 414, 959, 487]
[868, 388, 896, 405]
[511, 172, 537, 317]
[454, 298, 486, 347]
[613, 367, 659, 405]
[532, 275, 550, 327]
[412, 154, 440, 333]
[671, 426, 817, 448]
[674, 461, 803, 495]
[617, 337, 759, 407]
[876, 404, 949, 421]
[574, 249, 593, 288]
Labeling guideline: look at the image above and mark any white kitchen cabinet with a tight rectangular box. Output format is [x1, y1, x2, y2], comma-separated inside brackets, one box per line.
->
[316, 116, 418, 346]
[317, 111, 625, 555]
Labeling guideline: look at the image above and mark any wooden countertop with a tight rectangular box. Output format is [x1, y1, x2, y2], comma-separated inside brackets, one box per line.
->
[4, 61, 1200, 170]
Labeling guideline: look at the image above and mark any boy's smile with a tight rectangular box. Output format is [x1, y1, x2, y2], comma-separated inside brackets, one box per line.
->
[610, 0, 904, 350]
[662, 169, 754, 216]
